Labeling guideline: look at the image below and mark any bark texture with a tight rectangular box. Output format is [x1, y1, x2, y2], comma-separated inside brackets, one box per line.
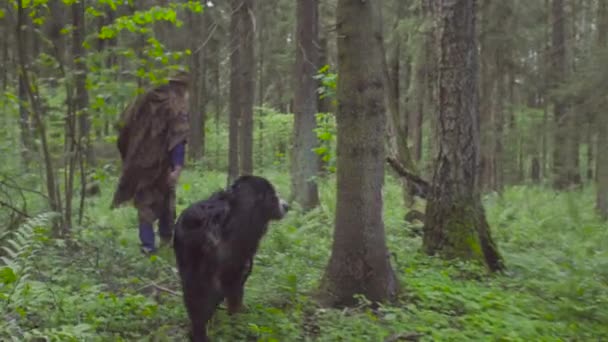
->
[228, 0, 241, 184]
[319, 0, 398, 307]
[239, 0, 255, 175]
[551, 0, 577, 189]
[423, 0, 503, 272]
[596, 0, 608, 219]
[290, 0, 320, 210]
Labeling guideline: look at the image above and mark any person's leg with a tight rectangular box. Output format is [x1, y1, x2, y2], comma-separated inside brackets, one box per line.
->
[138, 209, 156, 254]
[158, 186, 176, 246]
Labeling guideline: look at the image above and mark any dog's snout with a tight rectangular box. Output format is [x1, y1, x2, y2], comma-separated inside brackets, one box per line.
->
[279, 199, 289, 214]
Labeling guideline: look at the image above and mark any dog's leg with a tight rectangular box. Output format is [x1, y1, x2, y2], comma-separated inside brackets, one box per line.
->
[182, 273, 222, 342]
[224, 258, 253, 315]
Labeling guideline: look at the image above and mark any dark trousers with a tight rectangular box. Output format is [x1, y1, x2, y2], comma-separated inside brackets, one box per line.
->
[138, 187, 176, 251]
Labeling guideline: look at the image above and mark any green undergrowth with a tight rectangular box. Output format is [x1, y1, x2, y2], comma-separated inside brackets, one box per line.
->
[1, 169, 607, 341]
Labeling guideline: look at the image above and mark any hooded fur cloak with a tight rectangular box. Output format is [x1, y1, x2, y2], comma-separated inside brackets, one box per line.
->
[111, 80, 190, 222]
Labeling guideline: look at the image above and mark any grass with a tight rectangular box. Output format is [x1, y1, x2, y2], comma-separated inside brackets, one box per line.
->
[1, 167, 607, 341]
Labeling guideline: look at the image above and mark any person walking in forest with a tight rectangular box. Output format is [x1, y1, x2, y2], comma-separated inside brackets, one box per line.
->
[111, 71, 191, 255]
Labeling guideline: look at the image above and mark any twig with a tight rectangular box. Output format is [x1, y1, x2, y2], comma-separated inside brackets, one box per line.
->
[0, 199, 30, 218]
[138, 282, 181, 297]
[0, 178, 48, 200]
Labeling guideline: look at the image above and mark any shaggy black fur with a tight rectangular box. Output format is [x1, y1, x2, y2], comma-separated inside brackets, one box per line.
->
[173, 175, 289, 342]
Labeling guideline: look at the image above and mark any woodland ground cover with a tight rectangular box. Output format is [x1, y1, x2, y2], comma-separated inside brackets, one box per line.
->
[1, 167, 607, 341]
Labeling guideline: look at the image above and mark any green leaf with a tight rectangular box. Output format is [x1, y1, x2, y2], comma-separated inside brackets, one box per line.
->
[0, 266, 17, 285]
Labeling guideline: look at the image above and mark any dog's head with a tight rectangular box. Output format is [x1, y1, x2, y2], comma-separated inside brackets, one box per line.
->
[228, 175, 289, 221]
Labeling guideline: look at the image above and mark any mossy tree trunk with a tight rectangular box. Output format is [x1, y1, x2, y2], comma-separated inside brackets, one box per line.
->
[423, 0, 504, 272]
[318, 0, 398, 307]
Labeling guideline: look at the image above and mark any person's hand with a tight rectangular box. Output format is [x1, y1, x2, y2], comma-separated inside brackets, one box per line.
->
[168, 166, 182, 186]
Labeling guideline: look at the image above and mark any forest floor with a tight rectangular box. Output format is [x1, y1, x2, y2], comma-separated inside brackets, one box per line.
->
[1, 168, 608, 341]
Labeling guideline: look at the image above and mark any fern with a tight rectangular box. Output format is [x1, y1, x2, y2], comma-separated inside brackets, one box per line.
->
[1, 212, 56, 273]
[0, 212, 57, 299]
[0, 212, 57, 340]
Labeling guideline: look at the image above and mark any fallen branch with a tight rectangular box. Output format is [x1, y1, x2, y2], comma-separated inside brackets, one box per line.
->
[138, 282, 181, 297]
[386, 156, 431, 199]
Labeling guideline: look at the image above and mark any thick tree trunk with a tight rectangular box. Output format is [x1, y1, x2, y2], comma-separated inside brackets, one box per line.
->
[423, 0, 503, 272]
[319, 0, 398, 307]
[239, 0, 255, 175]
[290, 0, 320, 210]
[228, 0, 241, 184]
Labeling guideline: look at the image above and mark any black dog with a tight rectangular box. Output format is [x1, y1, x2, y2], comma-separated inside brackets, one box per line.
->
[173, 175, 289, 342]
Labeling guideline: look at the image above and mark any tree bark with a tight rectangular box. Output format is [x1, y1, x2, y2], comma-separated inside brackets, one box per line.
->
[551, 0, 573, 190]
[238, 0, 255, 175]
[383, 1, 417, 207]
[73, 0, 92, 168]
[422, 0, 503, 272]
[16, 0, 62, 228]
[319, 0, 398, 307]
[228, 0, 242, 184]
[188, 9, 206, 161]
[596, 0, 608, 219]
[0, 9, 8, 91]
[290, 0, 320, 210]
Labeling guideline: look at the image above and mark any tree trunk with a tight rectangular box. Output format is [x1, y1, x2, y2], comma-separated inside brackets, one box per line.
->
[18, 60, 31, 167]
[0, 11, 8, 91]
[541, 0, 550, 183]
[586, 121, 594, 181]
[16, 0, 62, 228]
[212, 36, 222, 169]
[228, 0, 242, 184]
[551, 0, 572, 189]
[290, 0, 320, 210]
[424, 0, 438, 174]
[188, 9, 205, 161]
[256, 3, 266, 169]
[423, 0, 503, 272]
[73, 0, 90, 166]
[239, 0, 255, 175]
[596, 0, 608, 219]
[319, 0, 398, 307]
[384, 2, 417, 207]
